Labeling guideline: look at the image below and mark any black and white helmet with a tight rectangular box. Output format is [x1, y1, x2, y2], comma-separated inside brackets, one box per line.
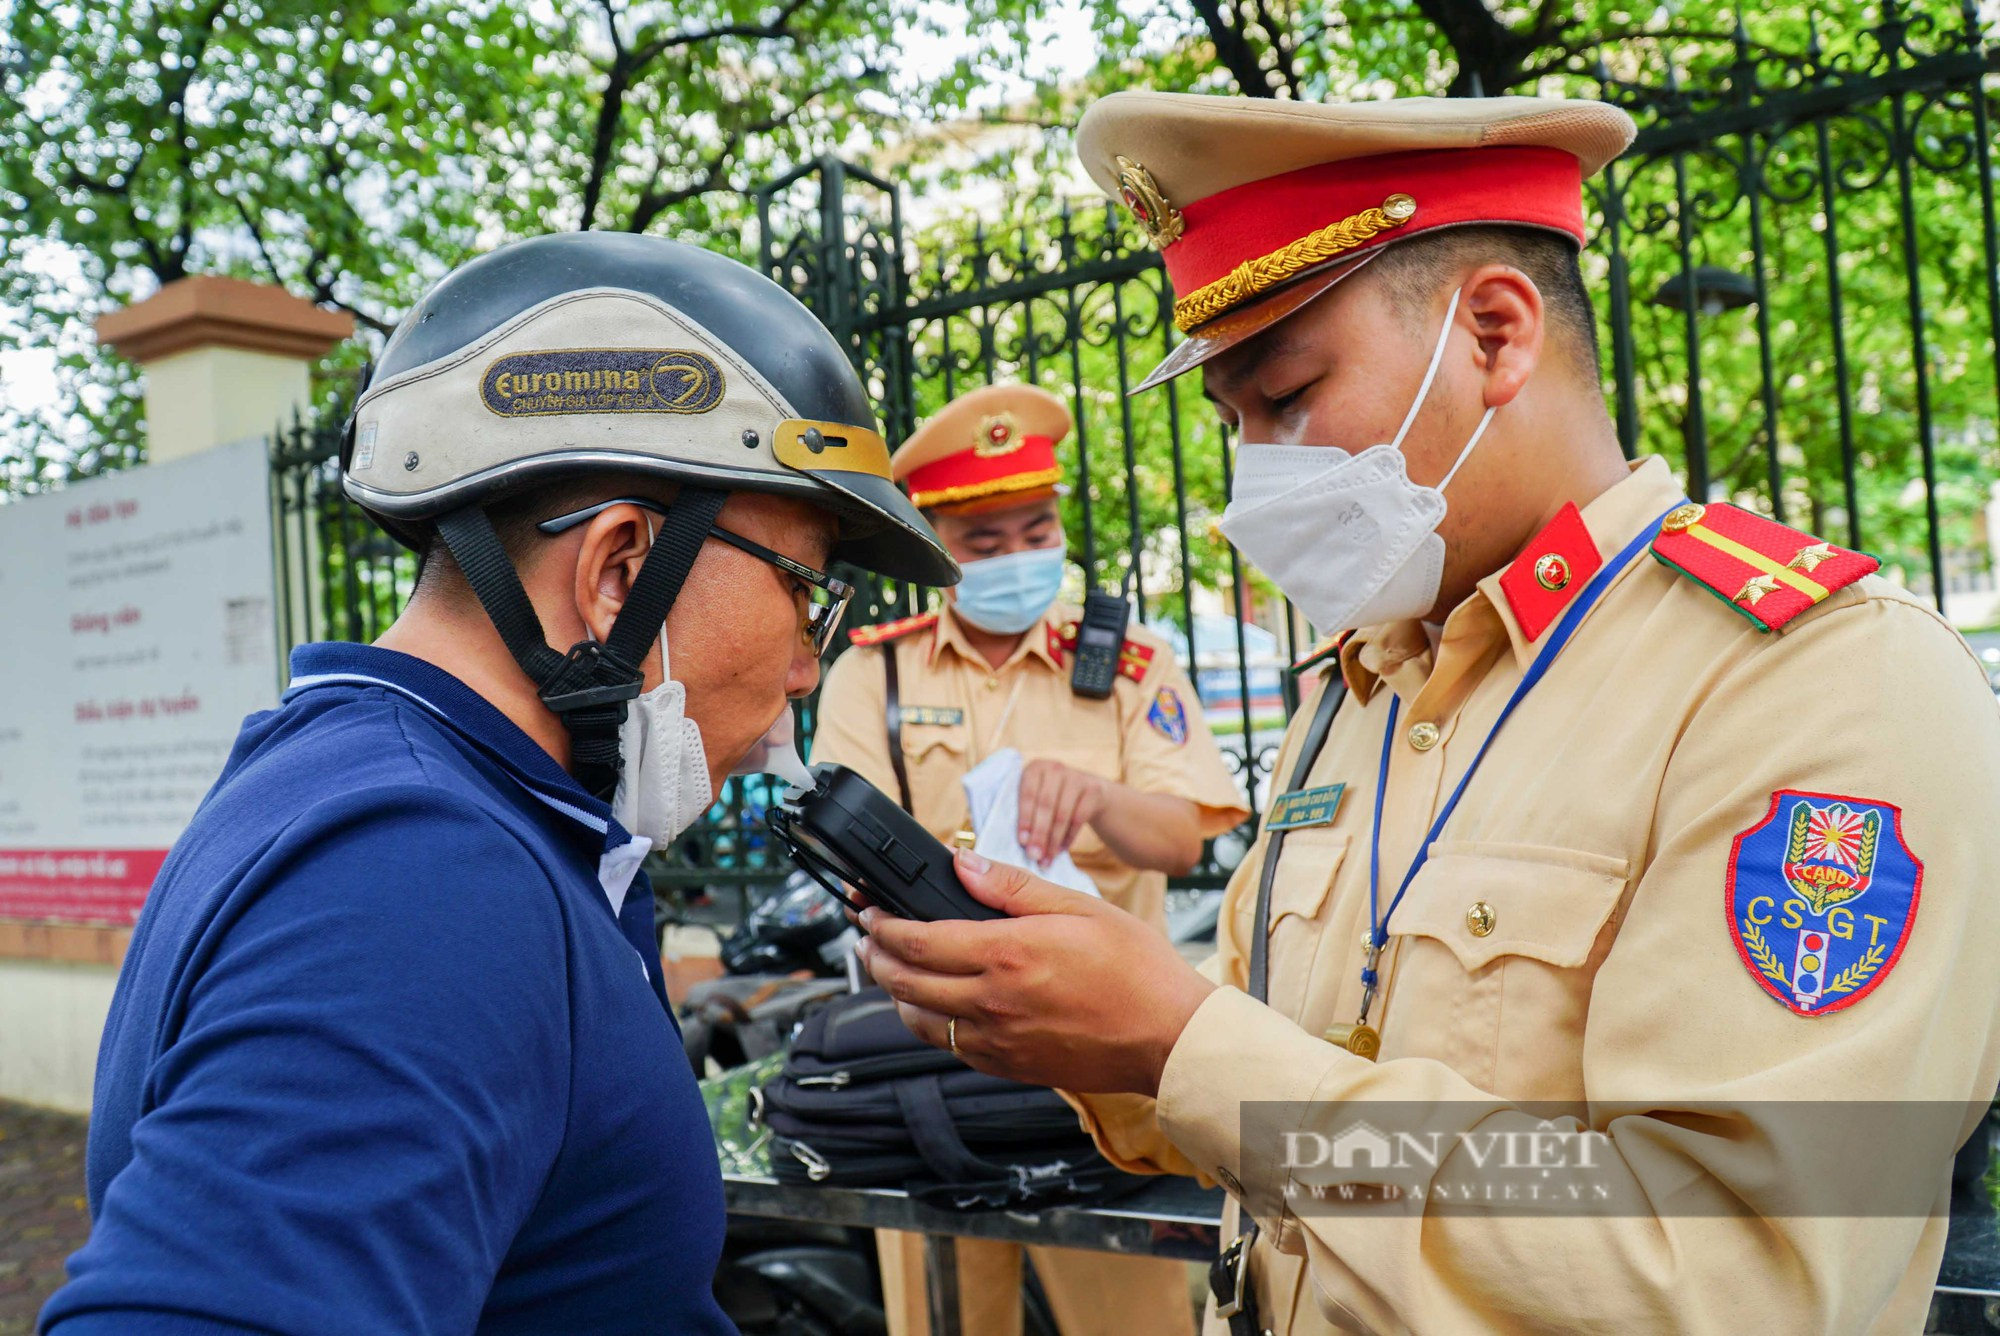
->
[344, 231, 952, 585]
[341, 232, 956, 799]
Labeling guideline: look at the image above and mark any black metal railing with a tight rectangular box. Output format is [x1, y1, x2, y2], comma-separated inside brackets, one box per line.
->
[1592, 0, 2000, 608]
[271, 0, 2000, 902]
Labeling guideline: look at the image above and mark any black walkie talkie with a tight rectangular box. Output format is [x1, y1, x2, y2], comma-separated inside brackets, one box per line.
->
[1071, 575, 1132, 700]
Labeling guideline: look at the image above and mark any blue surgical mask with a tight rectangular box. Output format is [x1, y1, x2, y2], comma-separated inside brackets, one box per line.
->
[951, 546, 1067, 634]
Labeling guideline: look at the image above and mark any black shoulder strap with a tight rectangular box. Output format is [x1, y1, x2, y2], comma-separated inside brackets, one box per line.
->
[435, 507, 565, 683]
[601, 488, 727, 673]
[1248, 674, 1347, 1004]
[881, 644, 913, 814]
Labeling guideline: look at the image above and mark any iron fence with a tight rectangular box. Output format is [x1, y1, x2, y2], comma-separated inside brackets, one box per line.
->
[270, 0, 2000, 903]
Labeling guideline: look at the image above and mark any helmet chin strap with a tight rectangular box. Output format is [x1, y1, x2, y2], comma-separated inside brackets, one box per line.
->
[435, 486, 729, 801]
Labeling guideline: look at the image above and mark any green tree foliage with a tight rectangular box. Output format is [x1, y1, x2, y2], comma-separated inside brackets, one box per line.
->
[0, 0, 1011, 478]
[7, 0, 1999, 601]
[915, 0, 2000, 600]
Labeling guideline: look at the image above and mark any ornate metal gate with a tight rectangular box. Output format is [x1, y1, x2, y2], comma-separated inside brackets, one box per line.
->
[273, 1, 2000, 896]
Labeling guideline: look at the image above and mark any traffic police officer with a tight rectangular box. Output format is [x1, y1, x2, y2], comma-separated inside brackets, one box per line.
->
[813, 382, 1248, 1336]
[853, 94, 2000, 1334]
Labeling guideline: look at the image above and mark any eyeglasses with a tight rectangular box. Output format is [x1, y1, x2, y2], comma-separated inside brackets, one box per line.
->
[537, 496, 854, 655]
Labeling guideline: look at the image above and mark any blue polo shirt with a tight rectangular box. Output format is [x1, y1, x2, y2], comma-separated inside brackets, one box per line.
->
[43, 643, 735, 1336]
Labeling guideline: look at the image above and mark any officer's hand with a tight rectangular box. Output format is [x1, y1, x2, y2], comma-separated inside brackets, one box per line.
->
[855, 849, 1216, 1096]
[1016, 758, 1108, 866]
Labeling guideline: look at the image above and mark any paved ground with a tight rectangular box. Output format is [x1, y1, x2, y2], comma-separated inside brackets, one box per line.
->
[0, 1102, 89, 1335]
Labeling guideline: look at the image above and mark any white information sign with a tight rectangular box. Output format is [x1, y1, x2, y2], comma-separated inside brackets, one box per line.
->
[0, 437, 279, 923]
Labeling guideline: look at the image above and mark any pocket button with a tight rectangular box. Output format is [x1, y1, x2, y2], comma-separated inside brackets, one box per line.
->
[1466, 900, 1497, 937]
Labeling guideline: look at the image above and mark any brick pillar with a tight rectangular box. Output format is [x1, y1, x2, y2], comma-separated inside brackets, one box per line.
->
[94, 275, 354, 463]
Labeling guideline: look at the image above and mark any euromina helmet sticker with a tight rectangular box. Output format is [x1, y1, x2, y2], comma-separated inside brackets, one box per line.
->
[479, 348, 726, 417]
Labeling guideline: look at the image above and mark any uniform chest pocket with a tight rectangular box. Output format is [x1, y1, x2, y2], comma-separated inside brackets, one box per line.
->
[1383, 841, 1629, 1099]
[1231, 829, 1350, 935]
[901, 719, 968, 763]
[1238, 830, 1351, 1022]
[1269, 830, 1349, 927]
[899, 722, 969, 835]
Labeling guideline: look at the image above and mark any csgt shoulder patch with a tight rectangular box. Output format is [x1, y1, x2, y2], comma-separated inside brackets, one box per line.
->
[1147, 687, 1189, 745]
[1726, 789, 1922, 1016]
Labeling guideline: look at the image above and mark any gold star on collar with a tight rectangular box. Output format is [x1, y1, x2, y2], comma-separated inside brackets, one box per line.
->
[1787, 542, 1834, 573]
[1734, 574, 1782, 606]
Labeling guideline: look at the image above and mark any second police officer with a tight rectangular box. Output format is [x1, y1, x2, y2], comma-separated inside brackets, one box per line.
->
[812, 382, 1249, 1336]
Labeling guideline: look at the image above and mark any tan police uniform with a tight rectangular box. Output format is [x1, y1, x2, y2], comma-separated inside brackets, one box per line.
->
[1055, 93, 2000, 1334]
[811, 383, 1250, 1336]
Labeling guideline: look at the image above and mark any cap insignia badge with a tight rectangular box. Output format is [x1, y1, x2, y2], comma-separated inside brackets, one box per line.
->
[974, 412, 1023, 457]
[1114, 156, 1184, 248]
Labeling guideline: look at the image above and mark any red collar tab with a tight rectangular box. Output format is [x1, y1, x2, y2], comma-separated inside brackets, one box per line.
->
[1288, 631, 1351, 676]
[1053, 622, 1155, 682]
[1650, 503, 1878, 633]
[846, 611, 939, 647]
[1165, 147, 1585, 332]
[1498, 502, 1603, 642]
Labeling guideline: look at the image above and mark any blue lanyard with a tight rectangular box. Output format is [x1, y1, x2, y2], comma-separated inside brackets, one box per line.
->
[1360, 504, 1683, 995]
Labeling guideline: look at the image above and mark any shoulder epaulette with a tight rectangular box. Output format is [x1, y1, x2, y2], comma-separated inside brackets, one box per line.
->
[1288, 632, 1349, 676]
[1052, 622, 1157, 683]
[1651, 502, 1878, 632]
[846, 611, 938, 647]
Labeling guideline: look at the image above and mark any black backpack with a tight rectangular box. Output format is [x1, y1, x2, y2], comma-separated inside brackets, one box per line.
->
[759, 988, 1147, 1212]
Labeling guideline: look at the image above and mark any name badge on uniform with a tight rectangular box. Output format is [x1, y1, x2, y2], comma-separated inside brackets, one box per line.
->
[897, 706, 964, 727]
[1267, 783, 1346, 831]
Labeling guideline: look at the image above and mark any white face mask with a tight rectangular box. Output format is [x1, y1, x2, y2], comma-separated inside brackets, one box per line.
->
[1216, 288, 1497, 636]
[607, 516, 817, 845]
[612, 626, 714, 847]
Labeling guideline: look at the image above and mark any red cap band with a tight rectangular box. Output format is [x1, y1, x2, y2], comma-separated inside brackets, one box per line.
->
[1164, 146, 1586, 312]
[905, 434, 1060, 509]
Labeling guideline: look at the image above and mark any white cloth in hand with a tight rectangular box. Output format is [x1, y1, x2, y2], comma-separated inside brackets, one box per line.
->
[960, 748, 1100, 898]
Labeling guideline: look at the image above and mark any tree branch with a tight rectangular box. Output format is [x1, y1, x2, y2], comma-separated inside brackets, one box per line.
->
[627, 0, 817, 72]
[622, 79, 844, 233]
[1186, 0, 1279, 96]
[162, 0, 232, 275]
[231, 196, 285, 282]
[581, 0, 821, 230]
[971, 110, 1071, 131]
[1518, 24, 1767, 83]
[1409, 0, 1528, 93]
[1249, 0, 1302, 99]
[329, 300, 395, 337]
[597, 0, 625, 57]
[578, 1, 632, 231]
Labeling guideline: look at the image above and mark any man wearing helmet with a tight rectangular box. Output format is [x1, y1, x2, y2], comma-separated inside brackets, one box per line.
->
[43, 233, 955, 1336]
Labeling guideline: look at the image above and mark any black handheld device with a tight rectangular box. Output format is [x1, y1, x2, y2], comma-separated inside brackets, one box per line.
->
[767, 763, 1005, 922]
[1070, 588, 1131, 699]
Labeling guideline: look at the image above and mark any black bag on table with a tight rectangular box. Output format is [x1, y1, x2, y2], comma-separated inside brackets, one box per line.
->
[760, 987, 1147, 1212]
